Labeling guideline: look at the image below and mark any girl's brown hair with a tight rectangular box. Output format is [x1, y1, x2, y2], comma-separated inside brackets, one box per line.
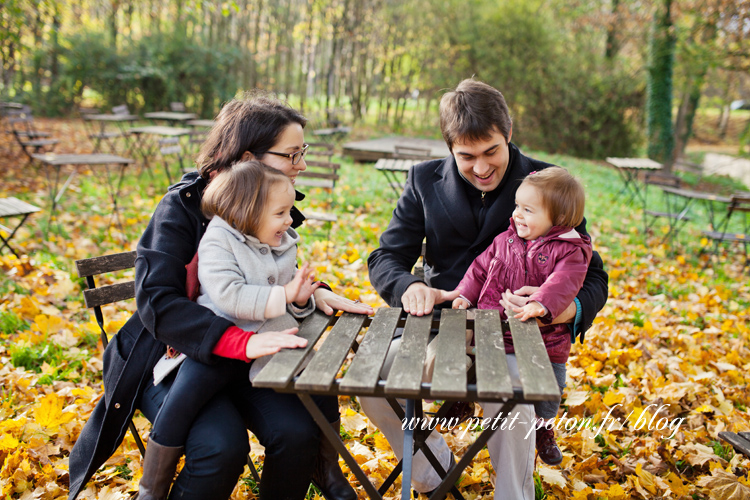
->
[201, 160, 292, 235]
[521, 167, 585, 228]
[196, 90, 307, 179]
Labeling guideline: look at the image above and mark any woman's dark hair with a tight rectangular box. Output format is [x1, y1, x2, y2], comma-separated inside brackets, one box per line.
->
[201, 160, 292, 236]
[197, 90, 307, 179]
[439, 78, 513, 151]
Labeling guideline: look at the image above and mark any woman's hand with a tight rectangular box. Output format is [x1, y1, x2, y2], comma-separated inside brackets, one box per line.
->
[401, 282, 460, 316]
[313, 287, 374, 316]
[284, 263, 320, 306]
[245, 327, 307, 359]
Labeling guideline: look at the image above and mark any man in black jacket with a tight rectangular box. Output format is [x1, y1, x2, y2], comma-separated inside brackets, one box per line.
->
[364, 79, 608, 498]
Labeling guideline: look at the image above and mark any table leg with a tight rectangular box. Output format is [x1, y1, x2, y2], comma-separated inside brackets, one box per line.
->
[103, 163, 128, 236]
[428, 400, 518, 500]
[297, 393, 383, 500]
[0, 213, 29, 258]
[402, 399, 415, 500]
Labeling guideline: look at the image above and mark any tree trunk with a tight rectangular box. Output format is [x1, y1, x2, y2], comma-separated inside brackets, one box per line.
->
[605, 0, 620, 59]
[646, 0, 675, 169]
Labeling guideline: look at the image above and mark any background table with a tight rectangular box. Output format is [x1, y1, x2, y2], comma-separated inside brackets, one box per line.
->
[127, 126, 191, 177]
[253, 308, 559, 500]
[605, 157, 662, 205]
[374, 158, 421, 197]
[31, 153, 134, 232]
[143, 111, 198, 123]
[83, 114, 140, 153]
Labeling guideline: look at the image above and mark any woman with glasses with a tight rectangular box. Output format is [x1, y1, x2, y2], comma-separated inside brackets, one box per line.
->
[68, 91, 372, 500]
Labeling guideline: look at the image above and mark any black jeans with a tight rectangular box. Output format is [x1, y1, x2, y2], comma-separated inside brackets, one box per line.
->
[140, 358, 339, 500]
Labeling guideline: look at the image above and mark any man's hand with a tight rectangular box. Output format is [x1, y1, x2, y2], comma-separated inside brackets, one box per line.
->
[402, 282, 460, 316]
[500, 286, 576, 325]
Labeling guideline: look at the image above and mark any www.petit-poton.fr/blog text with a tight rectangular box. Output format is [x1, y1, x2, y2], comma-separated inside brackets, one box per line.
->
[401, 404, 685, 440]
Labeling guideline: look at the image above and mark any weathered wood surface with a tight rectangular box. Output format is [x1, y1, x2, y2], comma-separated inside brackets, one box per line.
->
[76, 251, 137, 277]
[83, 281, 136, 308]
[384, 314, 432, 398]
[252, 311, 332, 389]
[474, 310, 514, 399]
[605, 157, 662, 170]
[343, 137, 449, 162]
[31, 153, 134, 166]
[430, 309, 468, 399]
[719, 431, 750, 457]
[340, 308, 401, 394]
[507, 316, 559, 401]
[0, 197, 41, 217]
[295, 313, 367, 392]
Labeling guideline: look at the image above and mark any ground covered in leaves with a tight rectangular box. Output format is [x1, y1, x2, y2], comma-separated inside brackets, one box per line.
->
[1, 118, 750, 499]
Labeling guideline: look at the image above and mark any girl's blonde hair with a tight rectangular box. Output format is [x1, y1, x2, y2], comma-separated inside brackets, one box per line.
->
[521, 167, 585, 227]
[201, 160, 292, 235]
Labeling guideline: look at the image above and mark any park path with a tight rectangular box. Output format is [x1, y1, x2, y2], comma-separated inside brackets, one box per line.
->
[701, 153, 750, 189]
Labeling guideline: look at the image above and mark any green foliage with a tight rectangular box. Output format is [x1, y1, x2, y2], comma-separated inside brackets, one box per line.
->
[709, 440, 734, 462]
[533, 471, 547, 499]
[0, 310, 30, 336]
[10, 342, 66, 373]
[646, 0, 676, 163]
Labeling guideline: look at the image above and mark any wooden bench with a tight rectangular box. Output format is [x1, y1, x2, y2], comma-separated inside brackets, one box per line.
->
[75, 251, 262, 483]
[374, 158, 420, 197]
[0, 197, 41, 258]
[253, 308, 559, 500]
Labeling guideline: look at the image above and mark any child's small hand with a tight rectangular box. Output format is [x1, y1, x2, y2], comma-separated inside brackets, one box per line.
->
[284, 263, 320, 306]
[452, 297, 470, 310]
[513, 300, 546, 322]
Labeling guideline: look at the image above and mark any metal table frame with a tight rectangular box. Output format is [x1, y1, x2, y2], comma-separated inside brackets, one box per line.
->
[605, 157, 662, 206]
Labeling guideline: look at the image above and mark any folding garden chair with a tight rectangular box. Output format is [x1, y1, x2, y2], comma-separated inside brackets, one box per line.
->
[157, 137, 186, 184]
[9, 114, 59, 162]
[701, 192, 750, 268]
[295, 143, 340, 244]
[75, 251, 262, 483]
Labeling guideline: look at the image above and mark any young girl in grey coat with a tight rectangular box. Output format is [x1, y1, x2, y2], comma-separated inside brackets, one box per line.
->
[137, 160, 319, 499]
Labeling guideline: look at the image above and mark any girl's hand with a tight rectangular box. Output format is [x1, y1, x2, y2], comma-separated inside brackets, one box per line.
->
[452, 297, 471, 310]
[245, 327, 307, 359]
[313, 288, 374, 316]
[284, 263, 320, 306]
[513, 301, 546, 322]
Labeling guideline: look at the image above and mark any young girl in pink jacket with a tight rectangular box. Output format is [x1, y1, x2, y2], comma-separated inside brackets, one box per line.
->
[453, 167, 592, 466]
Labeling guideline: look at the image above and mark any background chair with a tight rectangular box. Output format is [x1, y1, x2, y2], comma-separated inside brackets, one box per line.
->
[701, 192, 750, 268]
[295, 143, 340, 243]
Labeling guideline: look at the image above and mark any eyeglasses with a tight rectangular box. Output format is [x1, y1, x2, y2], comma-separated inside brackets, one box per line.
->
[260, 143, 309, 165]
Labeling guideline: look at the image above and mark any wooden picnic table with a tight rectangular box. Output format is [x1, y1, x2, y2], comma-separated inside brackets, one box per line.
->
[0, 197, 41, 257]
[31, 153, 134, 232]
[143, 111, 198, 123]
[605, 157, 662, 206]
[656, 186, 732, 237]
[253, 307, 559, 500]
[374, 158, 421, 197]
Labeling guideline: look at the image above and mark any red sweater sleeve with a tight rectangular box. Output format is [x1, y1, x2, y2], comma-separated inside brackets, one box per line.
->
[212, 326, 255, 362]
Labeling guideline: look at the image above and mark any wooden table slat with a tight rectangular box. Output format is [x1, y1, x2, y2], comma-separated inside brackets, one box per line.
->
[295, 313, 367, 392]
[339, 308, 401, 394]
[474, 310, 514, 399]
[429, 309, 468, 399]
[507, 317, 559, 400]
[384, 314, 432, 398]
[0, 197, 41, 217]
[252, 311, 332, 389]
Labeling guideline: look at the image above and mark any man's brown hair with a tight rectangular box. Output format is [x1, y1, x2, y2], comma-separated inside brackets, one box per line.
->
[201, 160, 292, 236]
[439, 78, 513, 151]
[522, 167, 585, 228]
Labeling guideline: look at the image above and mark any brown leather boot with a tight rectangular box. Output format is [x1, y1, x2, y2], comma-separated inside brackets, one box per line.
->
[536, 426, 563, 465]
[311, 421, 357, 500]
[136, 439, 184, 500]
